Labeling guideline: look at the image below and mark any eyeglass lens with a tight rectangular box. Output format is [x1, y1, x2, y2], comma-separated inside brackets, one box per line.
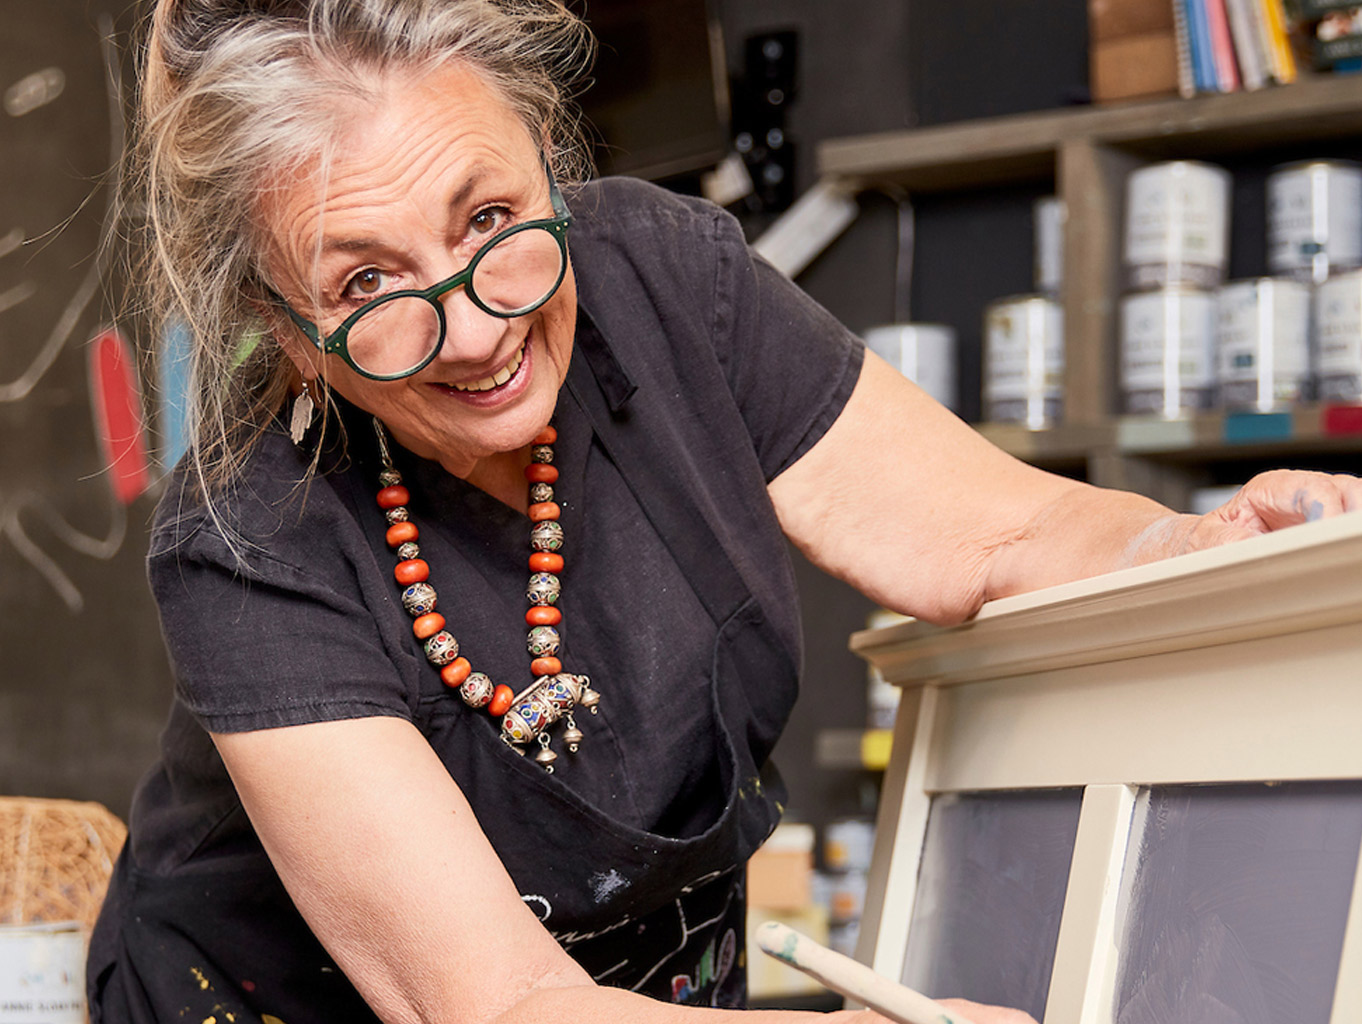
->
[345, 225, 564, 377]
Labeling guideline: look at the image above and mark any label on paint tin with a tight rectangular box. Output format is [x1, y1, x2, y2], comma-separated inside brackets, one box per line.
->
[861, 323, 958, 412]
[0, 924, 86, 1024]
[1125, 161, 1231, 291]
[1315, 270, 1362, 401]
[1216, 278, 1312, 410]
[1120, 289, 1218, 416]
[983, 296, 1064, 428]
[1267, 160, 1362, 284]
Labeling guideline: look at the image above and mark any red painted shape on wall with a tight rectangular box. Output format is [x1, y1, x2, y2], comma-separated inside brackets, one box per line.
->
[88, 326, 150, 505]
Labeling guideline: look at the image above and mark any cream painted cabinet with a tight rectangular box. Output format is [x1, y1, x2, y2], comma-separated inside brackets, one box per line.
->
[851, 514, 1362, 1024]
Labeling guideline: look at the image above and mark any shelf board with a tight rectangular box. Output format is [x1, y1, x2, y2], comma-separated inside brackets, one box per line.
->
[818, 75, 1362, 192]
[1115, 404, 1362, 461]
[974, 421, 1113, 466]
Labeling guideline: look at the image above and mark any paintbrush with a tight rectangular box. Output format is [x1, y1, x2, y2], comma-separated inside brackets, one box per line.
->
[755, 921, 979, 1024]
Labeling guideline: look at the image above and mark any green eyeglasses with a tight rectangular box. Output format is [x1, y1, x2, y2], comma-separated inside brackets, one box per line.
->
[276, 163, 572, 381]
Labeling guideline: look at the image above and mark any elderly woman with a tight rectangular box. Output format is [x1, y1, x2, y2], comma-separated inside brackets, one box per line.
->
[89, 2, 1359, 1023]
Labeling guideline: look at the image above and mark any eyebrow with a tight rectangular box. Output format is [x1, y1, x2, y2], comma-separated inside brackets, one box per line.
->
[319, 166, 493, 257]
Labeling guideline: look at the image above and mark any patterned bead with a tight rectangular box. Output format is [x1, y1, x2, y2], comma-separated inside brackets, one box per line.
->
[501, 708, 535, 745]
[527, 625, 561, 657]
[397, 541, 420, 561]
[401, 582, 437, 616]
[526, 605, 562, 627]
[533, 426, 558, 445]
[377, 485, 410, 508]
[530, 521, 564, 552]
[386, 521, 418, 547]
[379, 468, 403, 487]
[531, 444, 554, 464]
[526, 572, 561, 605]
[459, 671, 494, 707]
[424, 630, 459, 665]
[385, 506, 410, 525]
[529, 482, 554, 504]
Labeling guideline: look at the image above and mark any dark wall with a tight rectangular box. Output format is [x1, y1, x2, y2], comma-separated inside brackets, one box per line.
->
[715, 0, 1090, 832]
[0, 2, 170, 819]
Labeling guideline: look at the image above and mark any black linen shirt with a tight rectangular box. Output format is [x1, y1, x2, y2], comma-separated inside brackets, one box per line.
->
[90, 176, 865, 1022]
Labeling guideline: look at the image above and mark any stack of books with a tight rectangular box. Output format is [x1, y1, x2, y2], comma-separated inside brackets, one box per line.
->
[1174, 0, 1298, 94]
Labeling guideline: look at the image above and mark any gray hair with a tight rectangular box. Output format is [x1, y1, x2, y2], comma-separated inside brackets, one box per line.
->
[134, 0, 594, 520]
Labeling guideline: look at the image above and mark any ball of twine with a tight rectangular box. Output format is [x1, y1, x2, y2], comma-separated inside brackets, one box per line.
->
[0, 797, 127, 932]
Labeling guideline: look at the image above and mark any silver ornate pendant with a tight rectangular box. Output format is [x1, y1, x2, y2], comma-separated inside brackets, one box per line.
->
[500, 672, 602, 771]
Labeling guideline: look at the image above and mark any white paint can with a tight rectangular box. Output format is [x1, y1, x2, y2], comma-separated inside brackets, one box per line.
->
[983, 295, 1064, 428]
[1120, 288, 1219, 416]
[1268, 160, 1362, 285]
[1315, 269, 1362, 401]
[1216, 277, 1312, 411]
[1124, 161, 1231, 291]
[1034, 196, 1065, 296]
[0, 924, 86, 1024]
[861, 323, 958, 412]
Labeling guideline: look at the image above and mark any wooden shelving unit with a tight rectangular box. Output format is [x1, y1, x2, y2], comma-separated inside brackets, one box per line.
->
[817, 76, 1362, 506]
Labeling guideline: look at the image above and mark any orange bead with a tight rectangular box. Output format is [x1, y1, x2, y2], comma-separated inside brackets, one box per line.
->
[386, 521, 418, 547]
[528, 501, 561, 522]
[488, 684, 515, 717]
[412, 613, 445, 640]
[440, 657, 472, 688]
[524, 463, 558, 484]
[533, 426, 558, 445]
[526, 606, 563, 627]
[394, 559, 429, 585]
[531, 656, 562, 677]
[529, 552, 564, 574]
[377, 485, 410, 509]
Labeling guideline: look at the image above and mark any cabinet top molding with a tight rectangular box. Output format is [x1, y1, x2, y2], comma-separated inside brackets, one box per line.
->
[850, 512, 1362, 688]
[819, 76, 1362, 192]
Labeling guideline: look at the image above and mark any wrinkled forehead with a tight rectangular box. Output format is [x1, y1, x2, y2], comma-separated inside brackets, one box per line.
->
[253, 63, 543, 285]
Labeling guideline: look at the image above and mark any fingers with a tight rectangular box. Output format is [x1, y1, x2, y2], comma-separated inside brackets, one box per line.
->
[1215, 469, 1362, 533]
[935, 996, 1040, 1024]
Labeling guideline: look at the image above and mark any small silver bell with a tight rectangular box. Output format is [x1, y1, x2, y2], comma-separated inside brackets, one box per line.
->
[578, 681, 601, 714]
[534, 734, 557, 771]
[562, 718, 584, 753]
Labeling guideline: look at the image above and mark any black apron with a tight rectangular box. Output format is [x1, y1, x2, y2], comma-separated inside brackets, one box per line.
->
[89, 313, 798, 1022]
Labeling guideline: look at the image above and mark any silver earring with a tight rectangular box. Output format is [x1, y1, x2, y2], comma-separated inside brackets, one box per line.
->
[289, 379, 317, 445]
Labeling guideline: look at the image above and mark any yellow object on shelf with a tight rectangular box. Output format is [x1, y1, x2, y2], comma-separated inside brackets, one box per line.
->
[860, 730, 893, 771]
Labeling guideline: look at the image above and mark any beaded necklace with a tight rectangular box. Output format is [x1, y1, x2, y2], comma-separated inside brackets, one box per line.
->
[372, 417, 599, 771]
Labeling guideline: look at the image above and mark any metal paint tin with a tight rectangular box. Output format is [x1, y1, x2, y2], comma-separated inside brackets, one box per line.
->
[1120, 288, 1219, 416]
[1034, 196, 1065, 296]
[861, 323, 958, 412]
[1267, 160, 1362, 285]
[983, 295, 1064, 428]
[1315, 269, 1362, 401]
[1216, 277, 1312, 411]
[1124, 161, 1232, 291]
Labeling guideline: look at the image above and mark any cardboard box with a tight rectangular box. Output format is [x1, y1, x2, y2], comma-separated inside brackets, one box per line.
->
[746, 822, 814, 910]
[1091, 32, 1181, 103]
[1089, 0, 1175, 42]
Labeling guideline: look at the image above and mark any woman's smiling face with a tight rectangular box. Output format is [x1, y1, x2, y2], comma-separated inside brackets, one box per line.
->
[264, 63, 576, 478]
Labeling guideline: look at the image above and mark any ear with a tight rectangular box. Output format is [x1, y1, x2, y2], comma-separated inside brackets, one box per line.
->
[248, 296, 323, 384]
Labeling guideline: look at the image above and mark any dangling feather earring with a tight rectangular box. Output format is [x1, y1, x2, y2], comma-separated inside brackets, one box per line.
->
[289, 378, 316, 445]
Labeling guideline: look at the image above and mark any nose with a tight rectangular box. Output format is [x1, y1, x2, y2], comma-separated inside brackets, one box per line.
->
[430, 283, 512, 366]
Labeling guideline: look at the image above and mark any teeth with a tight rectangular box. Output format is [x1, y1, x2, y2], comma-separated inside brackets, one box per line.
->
[452, 343, 525, 392]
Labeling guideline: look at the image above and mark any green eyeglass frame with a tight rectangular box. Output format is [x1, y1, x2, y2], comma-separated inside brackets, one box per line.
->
[275, 159, 572, 381]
